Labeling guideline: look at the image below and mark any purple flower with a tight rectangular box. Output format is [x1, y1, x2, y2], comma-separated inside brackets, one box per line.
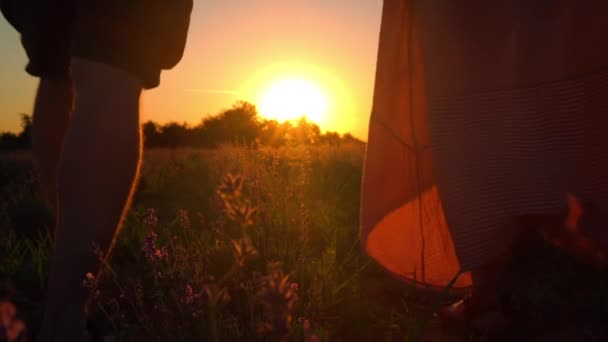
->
[143, 208, 159, 227]
[177, 209, 191, 230]
[182, 285, 194, 305]
[142, 232, 158, 260]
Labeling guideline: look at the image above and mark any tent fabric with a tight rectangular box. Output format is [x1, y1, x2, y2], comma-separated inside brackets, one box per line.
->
[361, 0, 608, 290]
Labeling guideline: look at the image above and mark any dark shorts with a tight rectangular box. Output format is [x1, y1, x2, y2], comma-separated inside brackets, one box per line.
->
[0, 0, 193, 89]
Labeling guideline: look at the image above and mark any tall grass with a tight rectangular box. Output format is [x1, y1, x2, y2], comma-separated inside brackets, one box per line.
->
[0, 144, 467, 341]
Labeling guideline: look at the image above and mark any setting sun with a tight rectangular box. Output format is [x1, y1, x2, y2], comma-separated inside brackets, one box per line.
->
[241, 62, 355, 133]
[259, 78, 329, 124]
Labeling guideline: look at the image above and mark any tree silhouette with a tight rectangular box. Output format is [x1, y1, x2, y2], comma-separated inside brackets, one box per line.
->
[259, 119, 291, 147]
[142, 121, 162, 148]
[0, 114, 32, 150]
[0, 103, 364, 150]
[17, 114, 32, 147]
[318, 131, 341, 146]
[0, 132, 20, 150]
[194, 101, 259, 147]
[291, 116, 321, 145]
[159, 122, 190, 149]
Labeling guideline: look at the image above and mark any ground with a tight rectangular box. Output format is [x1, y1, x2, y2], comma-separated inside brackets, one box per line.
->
[1, 146, 607, 341]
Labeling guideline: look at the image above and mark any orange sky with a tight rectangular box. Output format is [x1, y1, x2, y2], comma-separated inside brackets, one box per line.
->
[0, 0, 382, 140]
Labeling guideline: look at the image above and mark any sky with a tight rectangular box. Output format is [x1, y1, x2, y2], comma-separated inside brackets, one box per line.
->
[0, 0, 383, 140]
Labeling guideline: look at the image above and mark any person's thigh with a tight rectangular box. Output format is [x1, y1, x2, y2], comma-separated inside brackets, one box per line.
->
[71, 0, 194, 89]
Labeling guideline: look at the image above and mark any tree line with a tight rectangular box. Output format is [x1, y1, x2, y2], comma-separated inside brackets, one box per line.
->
[0, 101, 363, 151]
[0, 114, 32, 150]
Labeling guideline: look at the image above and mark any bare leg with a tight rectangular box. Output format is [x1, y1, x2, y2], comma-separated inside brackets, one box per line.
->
[38, 58, 143, 341]
[438, 257, 507, 333]
[469, 266, 507, 333]
[32, 77, 74, 230]
[470, 265, 502, 313]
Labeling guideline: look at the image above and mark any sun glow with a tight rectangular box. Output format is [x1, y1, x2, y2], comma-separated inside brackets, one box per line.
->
[241, 62, 354, 132]
[259, 79, 329, 124]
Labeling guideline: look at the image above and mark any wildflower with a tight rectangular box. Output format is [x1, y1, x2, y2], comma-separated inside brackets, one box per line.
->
[225, 200, 257, 226]
[143, 208, 159, 227]
[203, 285, 231, 307]
[258, 263, 299, 312]
[257, 322, 274, 336]
[83, 272, 96, 289]
[236, 201, 257, 226]
[182, 284, 194, 305]
[216, 173, 244, 199]
[154, 246, 169, 259]
[271, 153, 280, 168]
[231, 237, 258, 267]
[303, 320, 320, 342]
[196, 212, 206, 228]
[142, 231, 158, 260]
[177, 209, 191, 230]
[257, 262, 299, 337]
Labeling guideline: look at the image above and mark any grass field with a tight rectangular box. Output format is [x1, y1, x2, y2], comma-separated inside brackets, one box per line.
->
[1, 145, 608, 341]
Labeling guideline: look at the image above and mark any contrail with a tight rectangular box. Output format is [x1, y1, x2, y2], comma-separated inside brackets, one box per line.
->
[184, 88, 240, 95]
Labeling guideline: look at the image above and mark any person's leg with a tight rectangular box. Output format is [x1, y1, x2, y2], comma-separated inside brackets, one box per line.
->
[2, 1, 72, 215]
[469, 264, 503, 313]
[438, 253, 508, 334]
[32, 77, 74, 213]
[38, 57, 143, 342]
